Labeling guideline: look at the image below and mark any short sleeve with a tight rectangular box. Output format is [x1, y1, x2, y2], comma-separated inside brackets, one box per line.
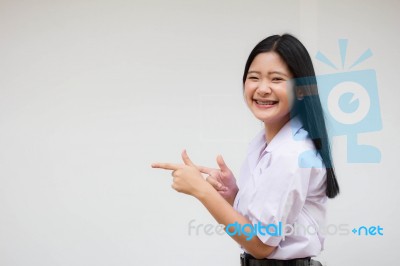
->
[246, 150, 324, 246]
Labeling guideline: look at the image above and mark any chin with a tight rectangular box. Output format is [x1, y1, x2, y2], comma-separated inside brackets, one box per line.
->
[252, 111, 276, 122]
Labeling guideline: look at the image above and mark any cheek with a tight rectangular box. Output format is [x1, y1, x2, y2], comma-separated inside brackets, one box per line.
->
[243, 84, 253, 100]
[244, 81, 258, 91]
[286, 91, 295, 108]
[282, 84, 295, 108]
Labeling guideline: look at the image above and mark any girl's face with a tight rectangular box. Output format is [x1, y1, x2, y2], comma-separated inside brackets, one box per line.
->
[244, 52, 295, 127]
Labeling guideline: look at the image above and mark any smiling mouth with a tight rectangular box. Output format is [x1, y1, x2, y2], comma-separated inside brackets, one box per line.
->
[254, 100, 278, 106]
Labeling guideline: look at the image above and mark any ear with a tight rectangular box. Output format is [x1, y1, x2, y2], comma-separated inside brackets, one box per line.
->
[296, 87, 304, 101]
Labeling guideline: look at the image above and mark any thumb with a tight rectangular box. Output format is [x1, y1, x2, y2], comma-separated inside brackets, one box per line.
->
[216, 155, 229, 171]
[182, 149, 196, 167]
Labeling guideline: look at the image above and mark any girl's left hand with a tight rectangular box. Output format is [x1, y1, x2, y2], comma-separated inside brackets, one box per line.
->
[151, 149, 210, 198]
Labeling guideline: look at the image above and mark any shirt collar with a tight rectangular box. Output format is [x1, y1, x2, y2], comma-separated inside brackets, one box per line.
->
[265, 115, 303, 153]
[247, 115, 303, 156]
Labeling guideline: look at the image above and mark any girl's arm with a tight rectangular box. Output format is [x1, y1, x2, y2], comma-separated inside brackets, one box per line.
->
[196, 182, 276, 259]
[152, 150, 276, 259]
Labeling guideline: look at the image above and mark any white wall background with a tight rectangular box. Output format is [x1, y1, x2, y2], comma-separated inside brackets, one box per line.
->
[1, 0, 399, 265]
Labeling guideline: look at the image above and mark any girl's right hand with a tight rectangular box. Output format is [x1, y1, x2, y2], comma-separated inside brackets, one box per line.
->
[198, 155, 238, 206]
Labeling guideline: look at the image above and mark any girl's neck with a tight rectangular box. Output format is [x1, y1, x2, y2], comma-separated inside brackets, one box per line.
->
[263, 116, 291, 143]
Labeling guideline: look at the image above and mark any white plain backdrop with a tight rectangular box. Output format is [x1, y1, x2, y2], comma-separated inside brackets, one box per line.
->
[0, 0, 399, 265]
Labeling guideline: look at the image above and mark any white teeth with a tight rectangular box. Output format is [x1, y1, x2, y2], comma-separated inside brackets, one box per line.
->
[255, 100, 277, 105]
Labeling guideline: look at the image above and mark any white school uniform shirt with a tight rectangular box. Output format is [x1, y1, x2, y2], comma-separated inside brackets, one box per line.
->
[233, 116, 327, 259]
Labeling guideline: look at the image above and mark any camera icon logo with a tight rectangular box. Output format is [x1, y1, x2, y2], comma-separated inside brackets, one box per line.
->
[318, 69, 382, 163]
[293, 39, 382, 166]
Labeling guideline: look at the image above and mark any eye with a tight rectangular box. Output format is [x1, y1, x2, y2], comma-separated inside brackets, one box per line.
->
[247, 76, 259, 81]
[272, 77, 284, 82]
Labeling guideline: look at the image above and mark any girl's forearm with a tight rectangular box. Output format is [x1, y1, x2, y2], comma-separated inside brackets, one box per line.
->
[194, 185, 275, 259]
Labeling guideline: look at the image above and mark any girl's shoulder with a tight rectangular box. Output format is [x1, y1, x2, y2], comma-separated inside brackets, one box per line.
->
[272, 127, 325, 169]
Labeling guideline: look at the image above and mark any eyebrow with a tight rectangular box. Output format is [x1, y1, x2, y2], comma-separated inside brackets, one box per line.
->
[247, 70, 289, 77]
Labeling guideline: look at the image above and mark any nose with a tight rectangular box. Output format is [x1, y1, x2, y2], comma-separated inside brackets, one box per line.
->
[257, 80, 272, 96]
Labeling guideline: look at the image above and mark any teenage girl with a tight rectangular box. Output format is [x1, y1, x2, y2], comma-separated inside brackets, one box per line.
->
[152, 34, 339, 266]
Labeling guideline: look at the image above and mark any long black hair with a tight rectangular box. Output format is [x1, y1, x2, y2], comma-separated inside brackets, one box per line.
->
[242, 34, 340, 198]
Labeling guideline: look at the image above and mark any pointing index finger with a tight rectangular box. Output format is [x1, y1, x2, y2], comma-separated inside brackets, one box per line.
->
[196, 165, 215, 175]
[151, 162, 181, 171]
